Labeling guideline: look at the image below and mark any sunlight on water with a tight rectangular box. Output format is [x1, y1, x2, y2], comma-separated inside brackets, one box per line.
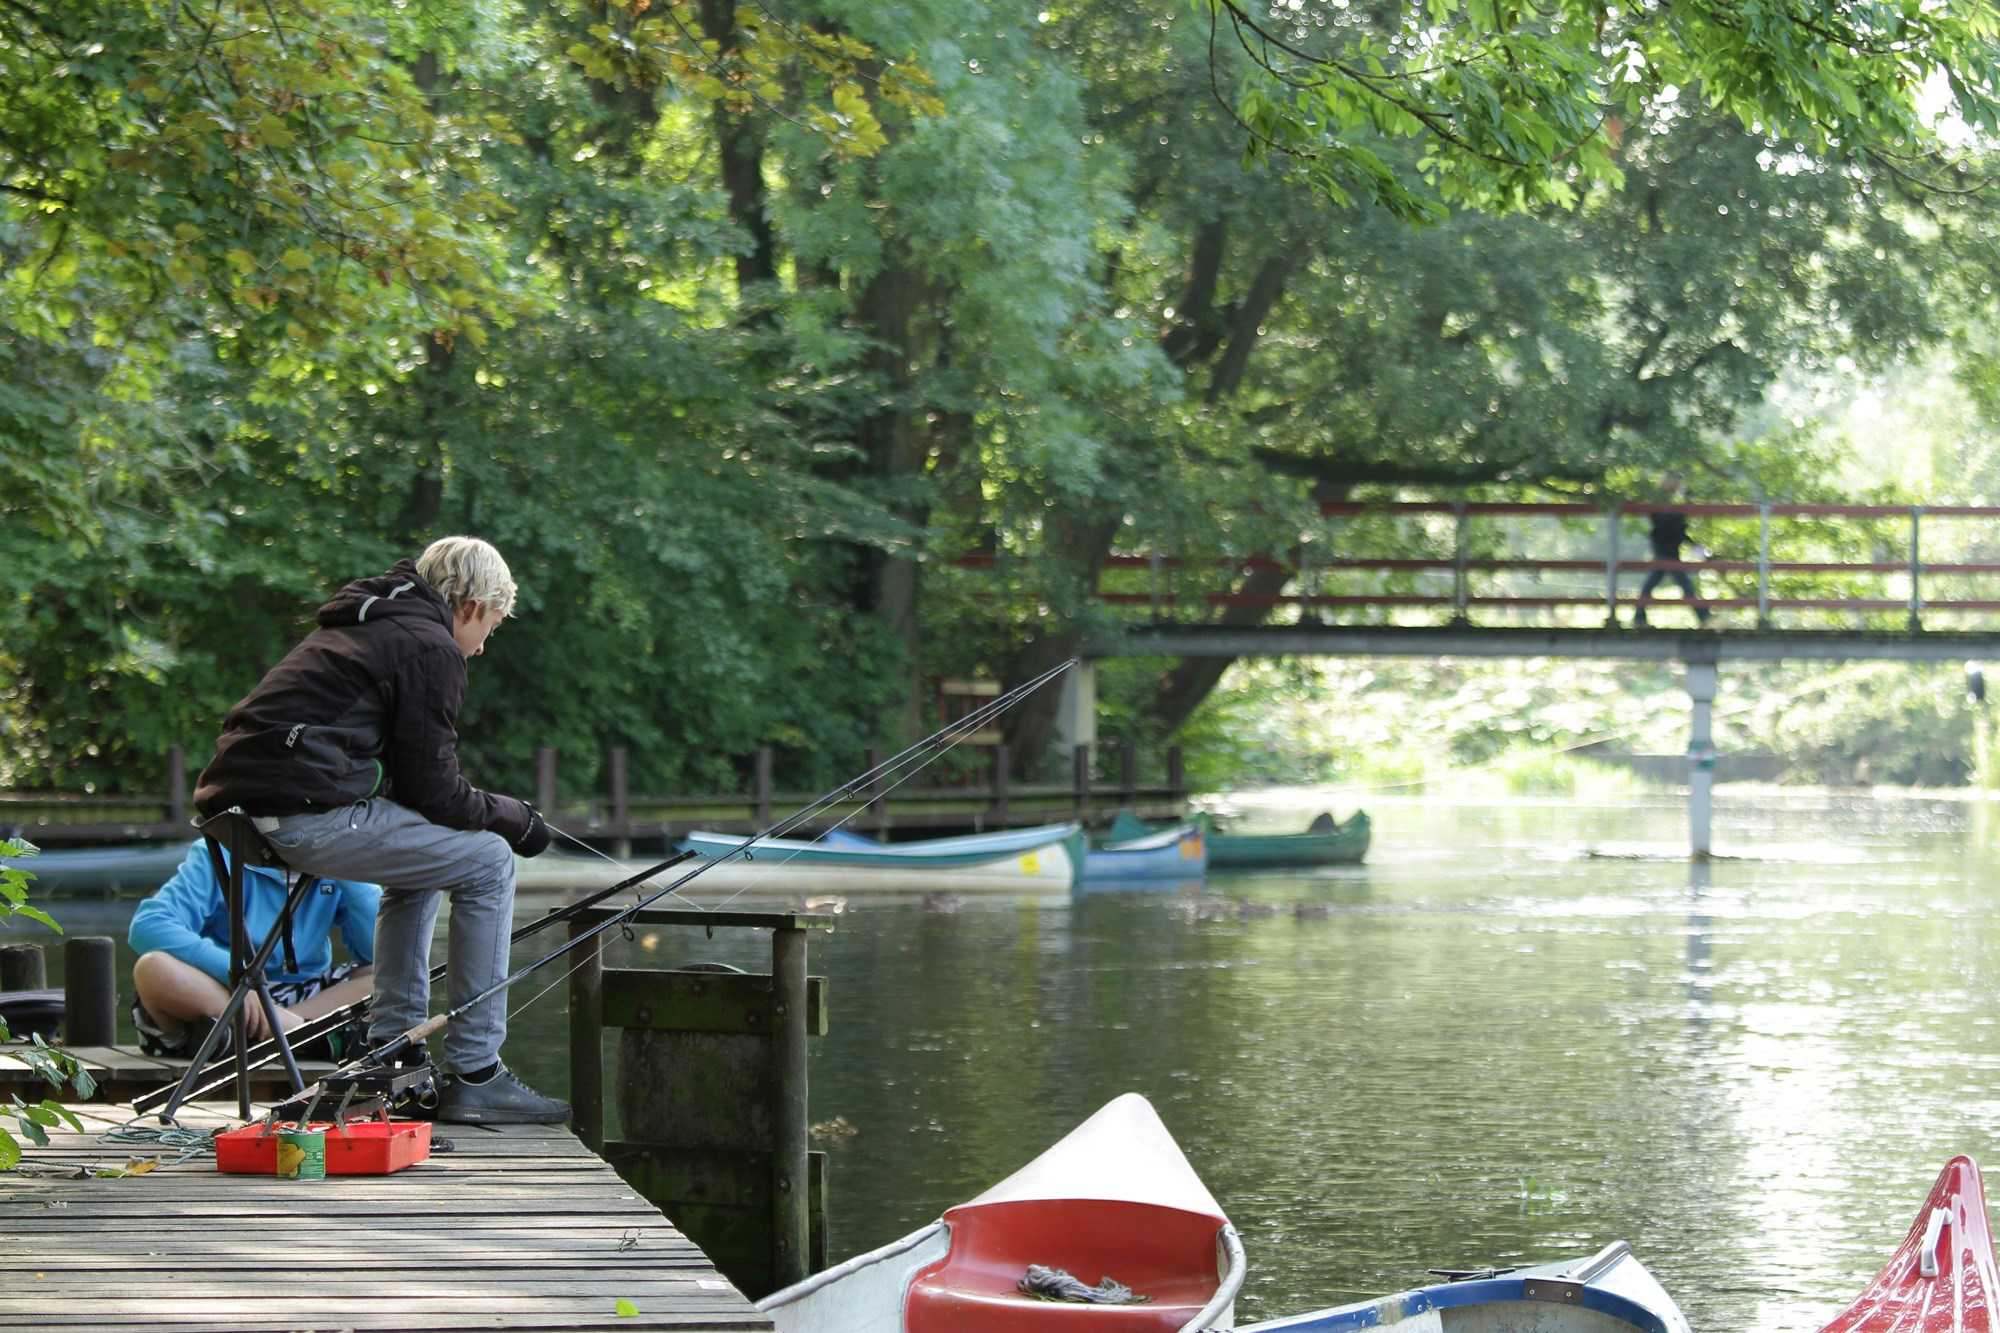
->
[18, 789, 2000, 1330]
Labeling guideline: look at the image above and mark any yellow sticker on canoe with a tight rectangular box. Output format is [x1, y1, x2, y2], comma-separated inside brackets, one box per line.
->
[1021, 852, 1040, 875]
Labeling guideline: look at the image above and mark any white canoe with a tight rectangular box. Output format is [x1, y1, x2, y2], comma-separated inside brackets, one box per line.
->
[757, 1092, 1244, 1332]
[515, 825, 1079, 896]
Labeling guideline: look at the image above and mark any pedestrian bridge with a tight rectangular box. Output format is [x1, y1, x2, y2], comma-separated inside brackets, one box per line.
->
[997, 498, 2000, 858]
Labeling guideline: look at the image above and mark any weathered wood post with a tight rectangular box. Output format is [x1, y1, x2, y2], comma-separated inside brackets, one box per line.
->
[1604, 504, 1623, 626]
[1684, 649, 1720, 860]
[166, 745, 188, 829]
[1450, 500, 1471, 625]
[864, 747, 885, 832]
[1072, 743, 1092, 820]
[770, 926, 810, 1288]
[580, 907, 833, 1300]
[535, 746, 558, 815]
[991, 744, 1010, 826]
[63, 937, 117, 1046]
[1, 943, 46, 991]
[754, 746, 774, 827]
[1909, 505, 1925, 632]
[607, 746, 631, 859]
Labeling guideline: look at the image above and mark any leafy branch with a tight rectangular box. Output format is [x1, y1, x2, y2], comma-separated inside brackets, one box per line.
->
[0, 838, 95, 1172]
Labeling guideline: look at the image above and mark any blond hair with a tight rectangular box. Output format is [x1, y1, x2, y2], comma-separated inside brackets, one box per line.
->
[417, 536, 518, 618]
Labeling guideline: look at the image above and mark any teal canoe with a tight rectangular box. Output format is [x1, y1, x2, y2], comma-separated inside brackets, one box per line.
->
[1107, 810, 1370, 869]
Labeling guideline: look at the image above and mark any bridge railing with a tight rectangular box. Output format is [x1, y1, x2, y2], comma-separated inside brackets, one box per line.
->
[1068, 501, 2000, 630]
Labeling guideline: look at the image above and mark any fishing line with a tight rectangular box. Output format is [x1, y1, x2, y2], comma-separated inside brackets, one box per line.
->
[550, 825, 707, 912]
[133, 851, 697, 1116]
[697, 670, 1073, 911]
[506, 699, 1050, 1022]
[539, 658, 1076, 915]
[251, 660, 1078, 1110]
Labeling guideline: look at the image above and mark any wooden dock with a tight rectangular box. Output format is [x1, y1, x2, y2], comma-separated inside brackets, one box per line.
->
[0, 1042, 336, 1105]
[0, 1101, 773, 1331]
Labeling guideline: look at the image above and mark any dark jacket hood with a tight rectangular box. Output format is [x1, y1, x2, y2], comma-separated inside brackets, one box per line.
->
[316, 559, 451, 631]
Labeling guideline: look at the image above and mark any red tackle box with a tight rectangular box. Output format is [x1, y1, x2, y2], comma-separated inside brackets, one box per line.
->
[215, 1120, 433, 1175]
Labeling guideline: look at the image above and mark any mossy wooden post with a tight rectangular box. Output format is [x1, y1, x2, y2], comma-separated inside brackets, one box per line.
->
[573, 907, 832, 1301]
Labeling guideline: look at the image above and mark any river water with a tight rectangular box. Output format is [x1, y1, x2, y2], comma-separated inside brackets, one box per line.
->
[16, 790, 2000, 1329]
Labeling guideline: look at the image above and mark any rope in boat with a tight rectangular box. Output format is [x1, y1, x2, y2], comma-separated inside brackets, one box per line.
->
[1017, 1264, 1150, 1305]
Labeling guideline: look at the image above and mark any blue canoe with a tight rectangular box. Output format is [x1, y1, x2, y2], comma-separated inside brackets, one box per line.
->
[1080, 822, 1208, 882]
[1240, 1241, 1692, 1333]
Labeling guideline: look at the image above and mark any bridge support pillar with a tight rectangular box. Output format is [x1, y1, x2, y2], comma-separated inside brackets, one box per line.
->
[1684, 657, 1719, 861]
[1054, 659, 1098, 764]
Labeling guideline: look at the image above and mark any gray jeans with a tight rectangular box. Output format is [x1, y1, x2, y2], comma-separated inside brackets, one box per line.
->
[262, 799, 516, 1073]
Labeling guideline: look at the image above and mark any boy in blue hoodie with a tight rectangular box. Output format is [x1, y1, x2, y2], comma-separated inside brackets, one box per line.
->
[129, 840, 381, 1057]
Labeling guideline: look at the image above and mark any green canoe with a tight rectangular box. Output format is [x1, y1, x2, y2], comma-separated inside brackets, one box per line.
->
[1106, 809, 1370, 869]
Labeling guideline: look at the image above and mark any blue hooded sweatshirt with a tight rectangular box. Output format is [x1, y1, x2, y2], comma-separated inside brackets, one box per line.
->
[128, 841, 380, 986]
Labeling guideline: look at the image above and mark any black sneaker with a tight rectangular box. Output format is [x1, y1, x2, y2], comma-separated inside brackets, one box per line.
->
[434, 1066, 571, 1125]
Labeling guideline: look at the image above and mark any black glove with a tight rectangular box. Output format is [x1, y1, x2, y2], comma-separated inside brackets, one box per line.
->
[514, 805, 551, 858]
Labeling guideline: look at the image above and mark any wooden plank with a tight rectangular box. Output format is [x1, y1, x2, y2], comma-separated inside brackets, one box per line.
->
[5, 1100, 773, 1332]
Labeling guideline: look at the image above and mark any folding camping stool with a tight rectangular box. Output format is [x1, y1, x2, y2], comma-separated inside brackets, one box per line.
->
[154, 809, 324, 1122]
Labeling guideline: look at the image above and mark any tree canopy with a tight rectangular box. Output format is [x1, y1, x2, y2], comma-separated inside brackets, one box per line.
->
[6, 0, 2000, 797]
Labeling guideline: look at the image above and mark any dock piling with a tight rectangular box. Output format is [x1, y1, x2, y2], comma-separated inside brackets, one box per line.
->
[62, 936, 117, 1045]
[0, 943, 46, 991]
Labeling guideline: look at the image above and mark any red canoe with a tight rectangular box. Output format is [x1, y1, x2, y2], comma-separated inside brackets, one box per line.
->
[1819, 1156, 2000, 1333]
[756, 1093, 1244, 1333]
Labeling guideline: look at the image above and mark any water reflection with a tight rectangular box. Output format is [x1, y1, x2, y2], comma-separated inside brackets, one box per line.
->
[10, 793, 2000, 1330]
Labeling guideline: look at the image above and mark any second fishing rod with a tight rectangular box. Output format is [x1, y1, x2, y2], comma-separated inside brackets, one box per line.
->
[247, 658, 1078, 1118]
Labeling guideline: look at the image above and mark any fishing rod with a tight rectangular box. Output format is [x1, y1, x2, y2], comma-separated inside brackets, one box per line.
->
[133, 851, 695, 1117]
[247, 659, 1076, 1122]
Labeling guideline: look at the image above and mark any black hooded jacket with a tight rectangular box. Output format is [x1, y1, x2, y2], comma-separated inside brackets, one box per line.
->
[194, 560, 533, 844]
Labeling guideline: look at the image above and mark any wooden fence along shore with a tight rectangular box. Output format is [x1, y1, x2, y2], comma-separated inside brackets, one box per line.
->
[0, 741, 1189, 848]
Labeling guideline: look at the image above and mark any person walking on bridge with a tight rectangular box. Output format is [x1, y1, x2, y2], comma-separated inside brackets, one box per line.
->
[1633, 474, 1710, 628]
[192, 536, 566, 1124]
